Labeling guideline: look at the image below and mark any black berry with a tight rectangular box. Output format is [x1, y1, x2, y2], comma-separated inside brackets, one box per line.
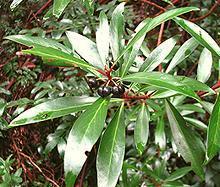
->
[88, 78, 98, 88]
[98, 86, 112, 97]
[117, 85, 125, 94]
[112, 86, 120, 96]
[112, 85, 125, 97]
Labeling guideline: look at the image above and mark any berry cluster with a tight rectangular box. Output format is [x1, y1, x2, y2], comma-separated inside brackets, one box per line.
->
[87, 77, 125, 98]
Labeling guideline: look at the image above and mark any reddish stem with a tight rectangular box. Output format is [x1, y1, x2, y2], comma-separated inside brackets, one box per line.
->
[123, 93, 150, 100]
[29, 0, 52, 22]
[198, 80, 220, 97]
[105, 66, 112, 80]
[97, 69, 107, 76]
[142, 0, 166, 11]
[190, 1, 219, 22]
[157, 22, 165, 72]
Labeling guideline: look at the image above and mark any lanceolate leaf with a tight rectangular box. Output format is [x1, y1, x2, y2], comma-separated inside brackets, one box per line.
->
[207, 94, 220, 161]
[110, 3, 125, 61]
[53, 0, 71, 18]
[166, 37, 199, 73]
[116, 7, 199, 62]
[179, 76, 214, 93]
[96, 11, 110, 65]
[5, 35, 71, 53]
[120, 19, 151, 77]
[165, 100, 205, 179]
[155, 117, 166, 150]
[139, 36, 177, 72]
[10, 0, 24, 10]
[134, 103, 150, 154]
[174, 17, 220, 57]
[200, 101, 214, 114]
[66, 31, 104, 69]
[197, 48, 213, 83]
[184, 117, 207, 131]
[9, 96, 98, 127]
[97, 103, 125, 187]
[64, 98, 109, 184]
[165, 166, 192, 182]
[122, 72, 203, 101]
[0, 99, 6, 116]
[22, 46, 98, 75]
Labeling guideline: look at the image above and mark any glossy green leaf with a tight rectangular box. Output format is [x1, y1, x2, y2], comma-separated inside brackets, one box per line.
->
[97, 103, 125, 187]
[120, 19, 150, 77]
[174, 17, 220, 57]
[165, 166, 192, 182]
[200, 101, 214, 114]
[178, 76, 214, 93]
[151, 90, 178, 99]
[134, 103, 150, 154]
[177, 104, 205, 114]
[116, 7, 199, 62]
[9, 96, 98, 127]
[5, 35, 71, 53]
[53, 0, 71, 18]
[21, 46, 98, 75]
[184, 117, 207, 131]
[110, 3, 125, 61]
[165, 100, 205, 179]
[142, 166, 161, 180]
[96, 11, 110, 65]
[206, 94, 220, 161]
[10, 0, 23, 10]
[166, 37, 199, 73]
[66, 31, 104, 69]
[197, 48, 213, 83]
[123, 72, 201, 101]
[64, 98, 109, 184]
[0, 99, 6, 116]
[139, 36, 177, 72]
[155, 117, 166, 150]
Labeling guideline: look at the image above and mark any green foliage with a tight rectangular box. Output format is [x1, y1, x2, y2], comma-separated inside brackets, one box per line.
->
[0, 155, 23, 186]
[2, 1, 220, 186]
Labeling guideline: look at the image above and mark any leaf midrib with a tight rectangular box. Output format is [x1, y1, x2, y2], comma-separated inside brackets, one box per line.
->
[168, 103, 201, 172]
[124, 76, 198, 99]
[77, 99, 107, 145]
[23, 48, 95, 70]
[106, 106, 123, 185]
[208, 100, 220, 155]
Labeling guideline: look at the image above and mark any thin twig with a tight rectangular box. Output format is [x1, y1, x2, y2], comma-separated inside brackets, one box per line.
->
[157, 23, 165, 72]
[142, 0, 166, 11]
[123, 93, 150, 100]
[198, 80, 220, 97]
[190, 1, 219, 22]
[29, 0, 52, 22]
[19, 152, 59, 187]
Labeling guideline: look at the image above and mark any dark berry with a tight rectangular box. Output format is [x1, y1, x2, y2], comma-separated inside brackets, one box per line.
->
[117, 85, 125, 94]
[112, 86, 120, 96]
[112, 85, 125, 97]
[98, 86, 112, 97]
[88, 78, 98, 88]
